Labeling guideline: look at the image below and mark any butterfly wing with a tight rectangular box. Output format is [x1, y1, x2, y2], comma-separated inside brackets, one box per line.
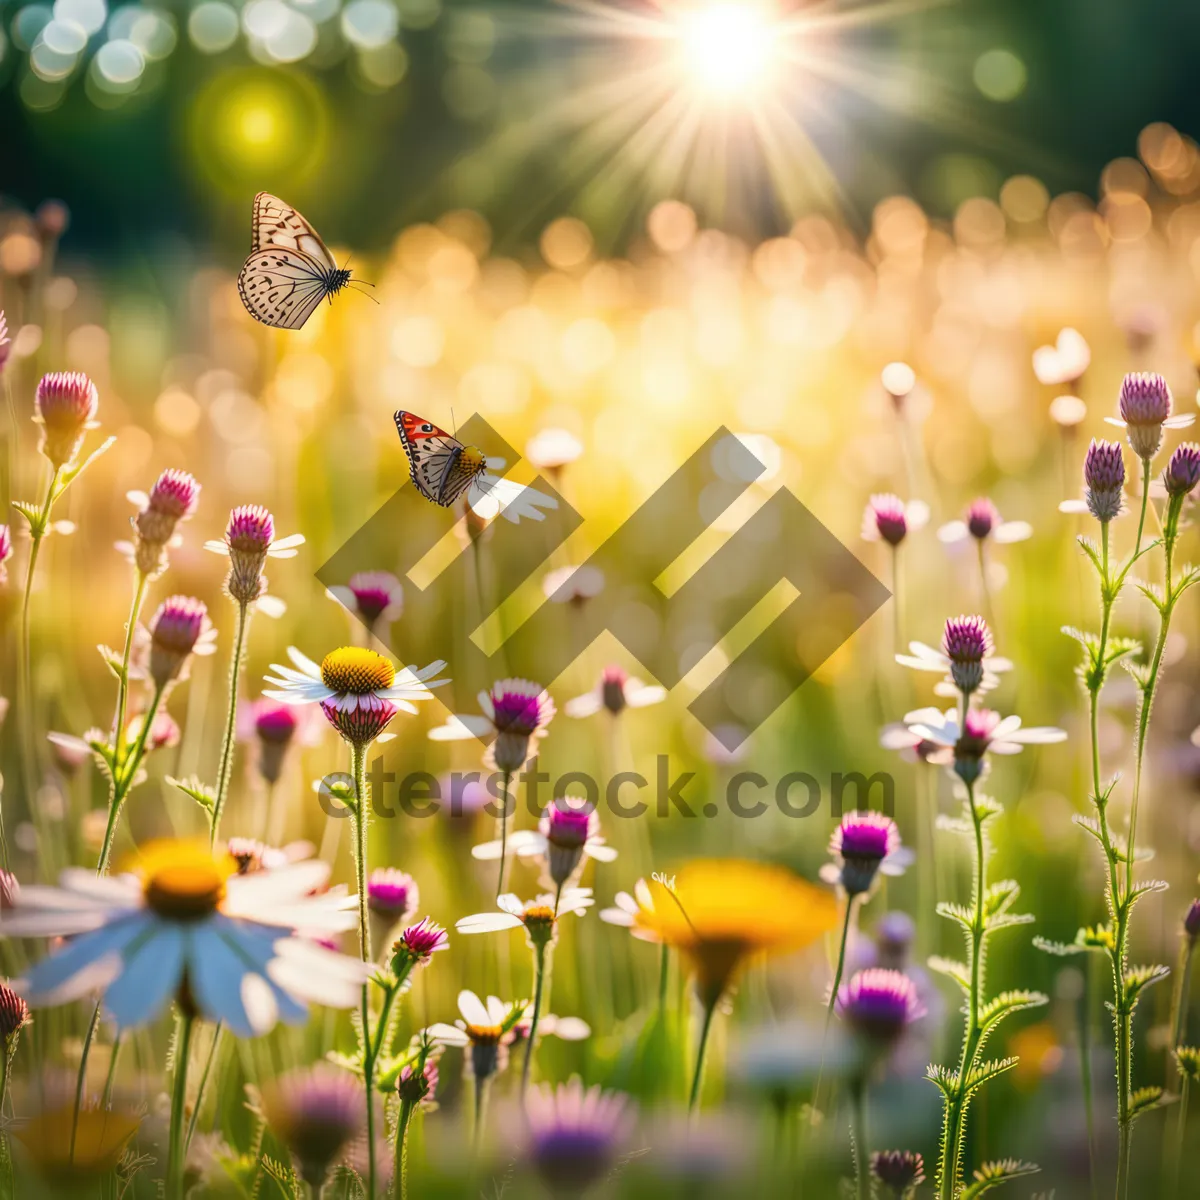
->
[238, 247, 331, 330]
[252, 193, 338, 272]
[439, 455, 486, 505]
[394, 412, 467, 506]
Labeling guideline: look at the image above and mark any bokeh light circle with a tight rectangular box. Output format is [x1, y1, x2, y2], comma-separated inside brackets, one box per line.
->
[973, 48, 1026, 102]
[189, 67, 330, 194]
[189, 2, 239, 54]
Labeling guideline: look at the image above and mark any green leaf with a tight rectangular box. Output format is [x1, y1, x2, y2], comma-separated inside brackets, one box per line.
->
[1032, 935, 1087, 957]
[925, 1063, 958, 1096]
[54, 434, 116, 495]
[166, 774, 216, 813]
[1129, 878, 1170, 903]
[936, 902, 975, 931]
[10, 500, 43, 535]
[964, 1057, 1019, 1094]
[1129, 1086, 1170, 1120]
[961, 1158, 1040, 1198]
[928, 956, 971, 992]
[97, 642, 126, 681]
[980, 990, 1049, 1032]
[983, 880, 1020, 918]
[1122, 964, 1171, 1007]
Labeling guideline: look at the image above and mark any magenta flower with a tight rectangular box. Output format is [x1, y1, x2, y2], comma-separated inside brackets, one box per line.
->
[123, 468, 201, 575]
[861, 494, 928, 547]
[205, 505, 304, 606]
[475, 797, 617, 884]
[907, 707, 1067, 784]
[941, 614, 994, 695]
[328, 570, 405, 632]
[523, 1079, 634, 1197]
[238, 698, 321, 785]
[391, 917, 450, 975]
[821, 812, 909, 896]
[1185, 899, 1200, 941]
[367, 869, 419, 955]
[1163, 443, 1200, 498]
[398, 1058, 440, 1109]
[148, 596, 214, 688]
[0, 982, 30, 1043]
[1081, 438, 1127, 523]
[938, 498, 1031, 546]
[429, 677, 555, 772]
[35, 371, 99, 468]
[320, 695, 399, 748]
[836, 968, 925, 1044]
[1107, 371, 1193, 460]
[871, 1149, 926, 1196]
[0, 524, 11, 585]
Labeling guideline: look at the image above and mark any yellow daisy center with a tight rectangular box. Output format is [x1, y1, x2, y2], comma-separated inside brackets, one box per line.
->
[137, 840, 233, 920]
[523, 904, 556, 924]
[465, 1022, 503, 1044]
[320, 646, 396, 694]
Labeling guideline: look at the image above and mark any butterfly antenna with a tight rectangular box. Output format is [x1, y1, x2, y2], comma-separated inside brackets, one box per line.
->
[451, 407, 457, 437]
[346, 283, 380, 305]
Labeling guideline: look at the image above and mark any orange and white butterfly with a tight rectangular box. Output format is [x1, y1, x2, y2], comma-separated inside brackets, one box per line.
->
[238, 193, 365, 330]
[394, 411, 488, 507]
[394, 410, 560, 523]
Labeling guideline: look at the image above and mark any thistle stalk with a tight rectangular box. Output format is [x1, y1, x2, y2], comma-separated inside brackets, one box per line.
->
[209, 599, 251, 847]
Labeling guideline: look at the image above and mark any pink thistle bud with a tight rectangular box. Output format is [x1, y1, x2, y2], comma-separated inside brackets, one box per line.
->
[953, 708, 1003, 784]
[0, 982, 30, 1042]
[829, 811, 901, 895]
[871, 1150, 926, 1195]
[134, 469, 201, 576]
[487, 679, 555, 772]
[1119, 372, 1172, 462]
[319, 695, 397, 747]
[250, 699, 300, 784]
[864, 494, 909, 546]
[367, 869, 418, 924]
[966, 498, 1000, 540]
[397, 1059, 439, 1109]
[346, 571, 404, 629]
[390, 917, 449, 977]
[1084, 439, 1125, 523]
[263, 1066, 365, 1191]
[126, 709, 180, 752]
[601, 665, 629, 715]
[0, 524, 11, 585]
[224, 504, 275, 605]
[148, 595, 208, 688]
[35, 371, 98, 468]
[0, 312, 9, 374]
[541, 797, 597, 886]
[1164, 444, 1200, 499]
[942, 615, 994, 694]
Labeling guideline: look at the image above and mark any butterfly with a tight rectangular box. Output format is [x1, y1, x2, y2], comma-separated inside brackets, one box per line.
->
[394, 411, 488, 507]
[237, 193, 368, 329]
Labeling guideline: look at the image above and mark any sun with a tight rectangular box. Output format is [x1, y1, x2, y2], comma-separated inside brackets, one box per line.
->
[677, 3, 780, 99]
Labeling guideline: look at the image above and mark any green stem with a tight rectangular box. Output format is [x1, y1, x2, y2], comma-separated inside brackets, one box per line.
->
[15, 466, 62, 870]
[472, 1075, 489, 1157]
[1133, 457, 1151, 561]
[852, 1077, 869, 1200]
[891, 545, 902, 659]
[825, 896, 856, 1029]
[1081, 956, 1098, 1200]
[101, 1031, 121, 1111]
[350, 740, 376, 1200]
[96, 683, 165, 876]
[495, 768, 512, 899]
[657, 943, 670, 1013]
[185, 1023, 223, 1152]
[69, 1001, 101, 1163]
[937, 778, 986, 1200]
[522, 940, 548, 1096]
[1171, 1076, 1190, 1199]
[688, 996, 718, 1114]
[209, 600, 251, 847]
[167, 1010, 194, 1200]
[394, 1097, 415, 1200]
[112, 571, 149, 756]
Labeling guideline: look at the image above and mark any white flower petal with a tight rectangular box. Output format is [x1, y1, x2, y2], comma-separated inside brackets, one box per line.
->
[429, 715, 494, 741]
[21, 912, 154, 1001]
[427, 1022, 469, 1046]
[204, 540, 230, 555]
[285, 646, 324, 680]
[458, 990, 490, 1027]
[456, 912, 524, 934]
[255, 594, 287, 619]
[584, 843, 619, 862]
[994, 521, 1033, 543]
[627, 685, 668, 708]
[550, 1016, 590, 1040]
[564, 692, 603, 718]
[270, 533, 307, 551]
[937, 520, 969, 544]
[1008, 725, 1068, 744]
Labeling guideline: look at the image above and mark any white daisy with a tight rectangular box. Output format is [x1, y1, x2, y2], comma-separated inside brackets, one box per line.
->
[598, 879, 657, 933]
[907, 707, 1068, 756]
[2, 840, 368, 1037]
[455, 889, 594, 940]
[895, 640, 1012, 699]
[468, 459, 559, 524]
[937, 498, 1032, 546]
[263, 646, 448, 717]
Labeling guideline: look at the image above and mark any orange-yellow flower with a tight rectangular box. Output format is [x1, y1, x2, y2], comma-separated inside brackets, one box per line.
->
[633, 859, 837, 1007]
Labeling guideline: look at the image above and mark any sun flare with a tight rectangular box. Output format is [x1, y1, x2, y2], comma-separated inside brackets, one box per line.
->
[676, 3, 782, 99]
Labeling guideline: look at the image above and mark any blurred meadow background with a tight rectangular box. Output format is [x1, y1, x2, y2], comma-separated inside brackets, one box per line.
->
[3, 1, 1200, 1198]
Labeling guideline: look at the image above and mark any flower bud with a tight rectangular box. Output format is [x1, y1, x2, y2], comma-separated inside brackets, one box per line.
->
[134, 469, 200, 577]
[35, 372, 98, 469]
[1163, 443, 1200, 499]
[148, 596, 208, 688]
[224, 505, 274, 605]
[1084, 439, 1126, 523]
[942, 615, 993, 695]
[1119, 372, 1172, 460]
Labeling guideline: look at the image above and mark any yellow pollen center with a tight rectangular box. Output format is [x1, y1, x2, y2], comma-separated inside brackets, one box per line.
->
[523, 905, 556, 925]
[136, 840, 233, 920]
[465, 1023, 503, 1044]
[320, 646, 396, 694]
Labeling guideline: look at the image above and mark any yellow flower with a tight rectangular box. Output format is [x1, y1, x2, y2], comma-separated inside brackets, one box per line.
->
[634, 859, 837, 1007]
[16, 1105, 140, 1182]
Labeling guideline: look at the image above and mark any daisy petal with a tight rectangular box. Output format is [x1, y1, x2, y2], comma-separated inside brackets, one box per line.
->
[103, 928, 186, 1029]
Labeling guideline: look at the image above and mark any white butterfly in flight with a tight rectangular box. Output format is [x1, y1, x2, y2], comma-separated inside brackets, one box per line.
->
[237, 193, 370, 329]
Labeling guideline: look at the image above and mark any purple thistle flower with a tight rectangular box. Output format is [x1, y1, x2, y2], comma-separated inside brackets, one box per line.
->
[1083, 439, 1126, 523]
[245, 699, 301, 785]
[367, 869, 418, 924]
[1185, 899, 1200, 941]
[525, 1079, 634, 1198]
[0, 524, 11, 585]
[952, 708, 1003, 784]
[345, 570, 404, 629]
[1119, 372, 1172, 459]
[829, 812, 902, 896]
[35, 371, 98, 468]
[601, 665, 629, 715]
[398, 1059, 439, 1109]
[320, 695, 397, 748]
[0, 982, 30, 1042]
[391, 918, 450, 976]
[224, 504, 275, 605]
[133, 468, 200, 575]
[966, 498, 1000, 540]
[1164, 443, 1200, 499]
[541, 797, 598, 886]
[864, 494, 909, 547]
[871, 1149, 926, 1196]
[836, 968, 924, 1044]
[942, 614, 994, 695]
[487, 679, 555, 771]
[148, 596, 208, 688]
[264, 1065, 365, 1191]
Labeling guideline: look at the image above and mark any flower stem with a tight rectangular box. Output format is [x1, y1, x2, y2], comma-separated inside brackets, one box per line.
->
[521, 940, 548, 1097]
[394, 1097, 415, 1200]
[825, 895, 856, 1030]
[688, 996, 717, 1115]
[209, 600, 251, 847]
[166, 1010, 194, 1200]
[851, 1077, 869, 1200]
[657, 943, 671, 1012]
[112, 571, 149, 756]
[495, 768, 512, 899]
[184, 1022, 223, 1152]
[15, 466, 62, 869]
[1170, 1075, 1190, 1198]
[68, 999, 102, 1163]
[472, 1075, 489, 1157]
[350, 740, 376, 1200]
